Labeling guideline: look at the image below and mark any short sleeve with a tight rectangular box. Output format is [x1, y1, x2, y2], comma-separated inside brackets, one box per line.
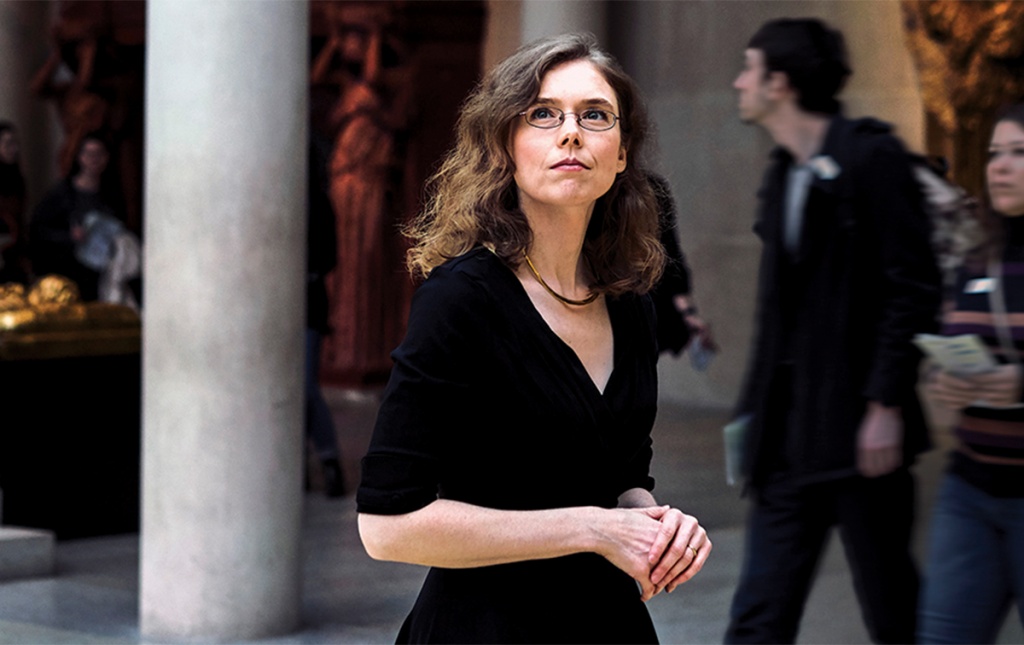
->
[612, 293, 658, 494]
[356, 263, 489, 515]
[622, 437, 655, 493]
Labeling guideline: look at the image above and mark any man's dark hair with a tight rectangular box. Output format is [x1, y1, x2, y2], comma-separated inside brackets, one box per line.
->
[748, 18, 852, 115]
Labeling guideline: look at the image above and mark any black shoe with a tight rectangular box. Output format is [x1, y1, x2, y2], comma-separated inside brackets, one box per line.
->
[322, 458, 346, 498]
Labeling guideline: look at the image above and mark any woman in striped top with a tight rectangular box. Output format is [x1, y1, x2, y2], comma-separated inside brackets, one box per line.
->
[919, 104, 1024, 643]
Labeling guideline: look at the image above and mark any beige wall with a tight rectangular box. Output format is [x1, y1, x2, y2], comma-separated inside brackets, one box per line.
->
[482, 1, 522, 79]
[484, 0, 925, 409]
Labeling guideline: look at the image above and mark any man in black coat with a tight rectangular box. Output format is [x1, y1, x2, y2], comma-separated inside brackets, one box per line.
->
[725, 19, 942, 644]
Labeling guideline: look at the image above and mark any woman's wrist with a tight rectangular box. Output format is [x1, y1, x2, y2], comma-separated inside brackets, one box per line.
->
[576, 506, 613, 555]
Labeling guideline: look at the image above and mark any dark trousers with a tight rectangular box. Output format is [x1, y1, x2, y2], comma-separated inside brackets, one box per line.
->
[305, 329, 339, 460]
[725, 469, 919, 644]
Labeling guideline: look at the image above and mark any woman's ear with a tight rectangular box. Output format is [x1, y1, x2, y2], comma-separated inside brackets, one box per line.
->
[617, 146, 627, 173]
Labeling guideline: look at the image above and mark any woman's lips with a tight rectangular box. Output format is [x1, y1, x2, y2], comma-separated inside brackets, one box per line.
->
[551, 158, 588, 170]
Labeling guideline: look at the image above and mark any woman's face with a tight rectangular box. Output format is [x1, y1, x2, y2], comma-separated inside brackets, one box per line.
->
[77, 139, 109, 178]
[0, 130, 19, 165]
[987, 119, 1024, 217]
[510, 59, 627, 216]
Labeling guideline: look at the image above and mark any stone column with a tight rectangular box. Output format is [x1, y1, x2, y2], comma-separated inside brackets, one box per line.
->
[141, 1, 308, 641]
[520, 0, 607, 46]
[0, 1, 58, 217]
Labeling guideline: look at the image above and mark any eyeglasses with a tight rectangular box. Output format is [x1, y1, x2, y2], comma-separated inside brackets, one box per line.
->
[518, 106, 620, 132]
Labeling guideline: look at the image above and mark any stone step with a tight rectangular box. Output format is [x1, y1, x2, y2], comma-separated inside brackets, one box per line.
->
[0, 527, 55, 581]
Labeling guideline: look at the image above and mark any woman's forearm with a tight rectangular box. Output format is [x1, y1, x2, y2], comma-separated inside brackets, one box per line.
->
[359, 493, 708, 602]
[358, 499, 608, 568]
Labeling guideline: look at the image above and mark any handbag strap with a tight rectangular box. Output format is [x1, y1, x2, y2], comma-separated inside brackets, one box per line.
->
[986, 254, 1022, 367]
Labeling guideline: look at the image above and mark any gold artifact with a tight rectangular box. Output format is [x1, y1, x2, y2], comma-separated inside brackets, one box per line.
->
[0, 275, 140, 360]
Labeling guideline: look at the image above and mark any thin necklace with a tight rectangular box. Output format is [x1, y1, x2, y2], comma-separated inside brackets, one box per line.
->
[523, 253, 599, 306]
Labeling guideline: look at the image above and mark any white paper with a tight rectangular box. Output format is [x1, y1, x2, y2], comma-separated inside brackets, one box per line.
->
[915, 334, 1024, 409]
[722, 415, 750, 487]
[913, 333, 996, 375]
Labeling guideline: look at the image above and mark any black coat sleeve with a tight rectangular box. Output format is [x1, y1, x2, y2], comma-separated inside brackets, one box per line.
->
[29, 183, 77, 276]
[858, 137, 942, 404]
[648, 173, 693, 355]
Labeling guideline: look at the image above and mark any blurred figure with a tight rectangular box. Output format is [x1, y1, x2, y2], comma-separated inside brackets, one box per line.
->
[920, 103, 1024, 644]
[0, 122, 27, 284]
[726, 18, 941, 643]
[306, 137, 345, 498]
[29, 2, 146, 233]
[30, 131, 133, 303]
[647, 172, 717, 366]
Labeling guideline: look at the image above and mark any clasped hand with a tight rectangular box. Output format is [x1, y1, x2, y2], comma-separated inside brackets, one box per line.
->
[600, 506, 710, 602]
[928, 364, 1022, 411]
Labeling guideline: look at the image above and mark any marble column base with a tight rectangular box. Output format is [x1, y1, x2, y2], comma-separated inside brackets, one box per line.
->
[0, 527, 55, 581]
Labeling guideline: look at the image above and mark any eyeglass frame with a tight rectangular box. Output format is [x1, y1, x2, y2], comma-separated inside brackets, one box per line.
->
[517, 106, 621, 132]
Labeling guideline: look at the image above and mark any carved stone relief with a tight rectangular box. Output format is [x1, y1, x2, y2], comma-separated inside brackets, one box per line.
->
[902, 0, 1024, 197]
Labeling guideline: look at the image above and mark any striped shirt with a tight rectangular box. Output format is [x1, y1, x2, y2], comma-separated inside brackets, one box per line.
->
[942, 245, 1024, 497]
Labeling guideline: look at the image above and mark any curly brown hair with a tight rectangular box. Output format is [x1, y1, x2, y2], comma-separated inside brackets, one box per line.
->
[405, 32, 664, 295]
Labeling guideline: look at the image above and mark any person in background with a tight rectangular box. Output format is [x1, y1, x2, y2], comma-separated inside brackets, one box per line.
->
[356, 32, 710, 643]
[726, 18, 941, 643]
[30, 131, 122, 301]
[306, 137, 345, 498]
[919, 102, 1024, 644]
[648, 172, 717, 366]
[0, 122, 27, 284]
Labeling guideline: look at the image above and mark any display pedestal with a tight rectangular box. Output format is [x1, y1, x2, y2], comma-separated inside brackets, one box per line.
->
[0, 294, 142, 541]
[0, 352, 141, 540]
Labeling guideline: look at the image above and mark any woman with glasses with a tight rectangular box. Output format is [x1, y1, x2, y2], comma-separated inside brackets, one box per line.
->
[355, 33, 710, 643]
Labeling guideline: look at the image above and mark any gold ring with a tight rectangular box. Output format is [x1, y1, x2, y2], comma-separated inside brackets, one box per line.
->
[688, 545, 698, 558]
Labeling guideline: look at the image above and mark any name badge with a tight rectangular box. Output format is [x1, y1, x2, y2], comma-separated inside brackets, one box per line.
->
[965, 278, 996, 294]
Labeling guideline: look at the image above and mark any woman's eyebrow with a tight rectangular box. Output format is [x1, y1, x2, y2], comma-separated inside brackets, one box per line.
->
[532, 96, 616, 108]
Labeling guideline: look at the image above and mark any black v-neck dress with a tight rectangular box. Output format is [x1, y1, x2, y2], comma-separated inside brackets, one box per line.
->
[357, 247, 660, 644]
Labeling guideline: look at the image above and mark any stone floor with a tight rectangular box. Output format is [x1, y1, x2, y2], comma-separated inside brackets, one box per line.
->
[0, 388, 1021, 644]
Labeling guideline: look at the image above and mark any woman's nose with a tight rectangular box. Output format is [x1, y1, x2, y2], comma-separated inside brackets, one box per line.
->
[558, 117, 582, 147]
[990, 154, 1009, 174]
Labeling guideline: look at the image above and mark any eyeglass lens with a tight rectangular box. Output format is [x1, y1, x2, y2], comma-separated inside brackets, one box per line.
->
[522, 106, 617, 131]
